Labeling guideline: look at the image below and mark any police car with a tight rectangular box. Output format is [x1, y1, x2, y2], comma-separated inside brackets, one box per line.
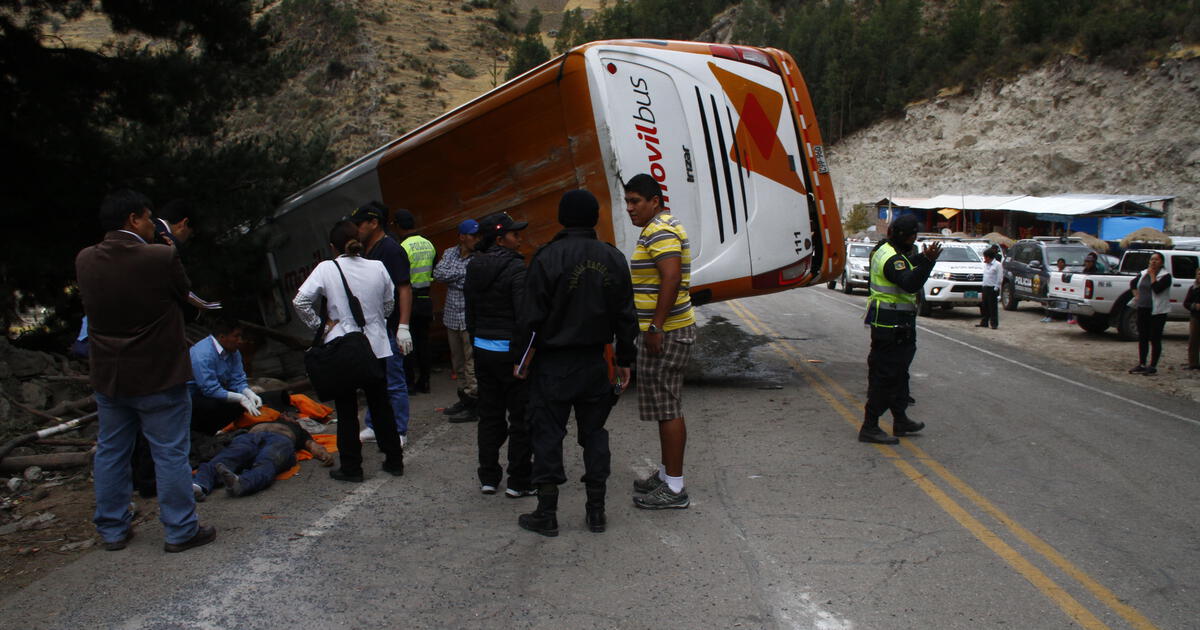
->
[1001, 237, 1097, 311]
[915, 241, 986, 316]
[827, 240, 874, 294]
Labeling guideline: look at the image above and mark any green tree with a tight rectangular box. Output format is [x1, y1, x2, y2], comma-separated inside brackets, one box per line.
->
[843, 204, 873, 235]
[506, 34, 550, 80]
[0, 0, 338, 329]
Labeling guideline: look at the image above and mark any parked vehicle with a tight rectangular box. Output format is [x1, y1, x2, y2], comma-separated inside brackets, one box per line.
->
[258, 40, 845, 335]
[1048, 248, 1200, 339]
[827, 240, 873, 294]
[1001, 237, 1097, 311]
[916, 241, 986, 316]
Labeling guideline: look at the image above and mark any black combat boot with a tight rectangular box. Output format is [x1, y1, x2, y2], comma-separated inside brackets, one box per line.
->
[518, 483, 559, 537]
[448, 391, 478, 423]
[858, 413, 899, 445]
[585, 485, 606, 533]
[442, 390, 468, 416]
[892, 417, 925, 437]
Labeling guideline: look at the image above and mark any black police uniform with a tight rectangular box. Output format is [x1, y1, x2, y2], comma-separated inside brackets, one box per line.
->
[861, 239, 935, 443]
[515, 226, 638, 528]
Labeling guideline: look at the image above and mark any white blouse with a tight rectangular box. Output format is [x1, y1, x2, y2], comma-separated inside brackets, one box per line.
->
[293, 256, 395, 359]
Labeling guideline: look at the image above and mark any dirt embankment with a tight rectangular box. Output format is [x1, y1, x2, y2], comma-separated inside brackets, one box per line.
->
[828, 56, 1200, 233]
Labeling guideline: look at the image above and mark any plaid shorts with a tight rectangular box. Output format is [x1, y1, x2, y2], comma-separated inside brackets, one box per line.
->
[636, 324, 696, 422]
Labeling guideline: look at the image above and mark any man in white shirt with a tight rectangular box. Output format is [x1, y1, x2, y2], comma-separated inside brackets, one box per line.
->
[977, 248, 1002, 329]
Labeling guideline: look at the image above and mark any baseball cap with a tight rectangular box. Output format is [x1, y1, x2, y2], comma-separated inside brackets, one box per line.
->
[479, 212, 528, 236]
[394, 208, 415, 230]
[349, 201, 387, 224]
[889, 214, 920, 239]
[458, 219, 480, 235]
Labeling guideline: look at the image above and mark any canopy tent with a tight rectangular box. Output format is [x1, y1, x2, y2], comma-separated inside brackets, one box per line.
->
[876, 194, 1169, 217]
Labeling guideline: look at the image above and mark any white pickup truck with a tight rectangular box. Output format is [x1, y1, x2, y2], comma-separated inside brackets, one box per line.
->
[1048, 248, 1200, 339]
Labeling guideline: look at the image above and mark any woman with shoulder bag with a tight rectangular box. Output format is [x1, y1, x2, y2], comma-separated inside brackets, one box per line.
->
[293, 220, 405, 481]
[1128, 252, 1173, 376]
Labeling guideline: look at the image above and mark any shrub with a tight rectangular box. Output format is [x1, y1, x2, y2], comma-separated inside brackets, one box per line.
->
[449, 61, 478, 78]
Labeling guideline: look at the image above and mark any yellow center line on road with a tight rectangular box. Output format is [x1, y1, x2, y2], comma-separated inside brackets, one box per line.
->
[725, 298, 1161, 630]
[724, 299, 1133, 630]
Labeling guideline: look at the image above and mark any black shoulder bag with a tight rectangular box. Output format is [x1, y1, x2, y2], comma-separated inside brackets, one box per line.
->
[304, 260, 384, 401]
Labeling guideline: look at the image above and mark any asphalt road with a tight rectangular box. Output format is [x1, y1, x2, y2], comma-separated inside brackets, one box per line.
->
[2, 288, 1197, 629]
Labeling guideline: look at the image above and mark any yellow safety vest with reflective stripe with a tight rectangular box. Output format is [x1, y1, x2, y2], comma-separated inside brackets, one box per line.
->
[402, 235, 436, 289]
[867, 242, 917, 328]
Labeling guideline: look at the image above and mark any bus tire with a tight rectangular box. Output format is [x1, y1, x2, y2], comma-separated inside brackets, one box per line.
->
[1076, 314, 1109, 334]
[1001, 282, 1019, 311]
[1116, 307, 1139, 341]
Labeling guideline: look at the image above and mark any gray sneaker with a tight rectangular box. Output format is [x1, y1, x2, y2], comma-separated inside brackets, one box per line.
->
[633, 471, 665, 494]
[633, 483, 689, 510]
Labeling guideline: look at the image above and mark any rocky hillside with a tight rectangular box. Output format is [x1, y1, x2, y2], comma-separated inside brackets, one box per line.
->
[827, 56, 1200, 233]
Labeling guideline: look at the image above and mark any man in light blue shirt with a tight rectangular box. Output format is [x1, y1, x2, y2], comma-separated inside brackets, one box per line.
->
[188, 318, 262, 434]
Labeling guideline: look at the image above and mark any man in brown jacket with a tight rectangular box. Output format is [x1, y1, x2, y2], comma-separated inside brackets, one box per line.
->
[76, 189, 216, 553]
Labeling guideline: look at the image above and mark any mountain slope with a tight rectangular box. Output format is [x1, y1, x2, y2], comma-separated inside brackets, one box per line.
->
[827, 56, 1200, 232]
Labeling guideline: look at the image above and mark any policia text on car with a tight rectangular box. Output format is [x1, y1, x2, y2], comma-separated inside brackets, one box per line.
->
[859, 215, 943, 445]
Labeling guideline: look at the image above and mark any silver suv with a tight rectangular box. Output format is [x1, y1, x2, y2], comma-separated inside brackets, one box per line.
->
[828, 241, 874, 294]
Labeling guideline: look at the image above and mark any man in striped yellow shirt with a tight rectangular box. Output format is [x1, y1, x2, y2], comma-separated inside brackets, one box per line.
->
[624, 173, 696, 510]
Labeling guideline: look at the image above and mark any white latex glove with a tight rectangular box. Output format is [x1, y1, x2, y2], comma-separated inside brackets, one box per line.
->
[241, 388, 263, 410]
[226, 391, 261, 417]
[395, 324, 414, 355]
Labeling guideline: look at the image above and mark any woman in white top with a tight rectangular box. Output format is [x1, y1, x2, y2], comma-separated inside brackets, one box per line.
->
[1127, 252, 1173, 375]
[294, 220, 405, 481]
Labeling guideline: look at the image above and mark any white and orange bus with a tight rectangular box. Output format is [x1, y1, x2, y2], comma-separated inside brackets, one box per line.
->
[260, 39, 845, 330]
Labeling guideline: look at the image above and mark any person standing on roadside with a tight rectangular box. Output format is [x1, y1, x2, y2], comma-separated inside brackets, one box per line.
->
[858, 214, 942, 445]
[350, 202, 413, 446]
[976, 248, 1001, 329]
[464, 212, 535, 497]
[514, 190, 639, 537]
[1128, 252, 1172, 376]
[1184, 268, 1200, 371]
[76, 189, 216, 553]
[624, 174, 696, 510]
[433, 219, 481, 422]
[395, 209, 436, 394]
[293, 220, 406, 481]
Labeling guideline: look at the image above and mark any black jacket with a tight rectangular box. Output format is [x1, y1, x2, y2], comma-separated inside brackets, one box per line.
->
[515, 228, 639, 367]
[464, 243, 526, 344]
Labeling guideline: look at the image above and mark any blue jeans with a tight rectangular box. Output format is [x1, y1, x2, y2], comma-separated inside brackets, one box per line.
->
[193, 432, 296, 496]
[93, 384, 198, 545]
[365, 336, 409, 435]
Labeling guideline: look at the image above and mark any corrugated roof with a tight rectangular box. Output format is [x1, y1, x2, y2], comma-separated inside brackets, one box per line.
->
[874, 194, 1172, 216]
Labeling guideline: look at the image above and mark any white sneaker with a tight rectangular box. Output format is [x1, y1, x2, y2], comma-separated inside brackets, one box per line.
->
[359, 427, 376, 442]
[399, 434, 408, 448]
[480, 484, 497, 494]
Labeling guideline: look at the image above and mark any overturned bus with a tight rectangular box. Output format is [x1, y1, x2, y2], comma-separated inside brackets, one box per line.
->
[258, 39, 846, 332]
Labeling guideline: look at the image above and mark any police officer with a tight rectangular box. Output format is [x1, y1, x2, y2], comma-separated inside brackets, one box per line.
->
[514, 190, 638, 536]
[394, 209, 437, 393]
[859, 215, 942, 444]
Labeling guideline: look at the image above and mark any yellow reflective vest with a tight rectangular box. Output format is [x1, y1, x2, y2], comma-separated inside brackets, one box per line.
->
[402, 235, 436, 289]
[867, 242, 918, 328]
